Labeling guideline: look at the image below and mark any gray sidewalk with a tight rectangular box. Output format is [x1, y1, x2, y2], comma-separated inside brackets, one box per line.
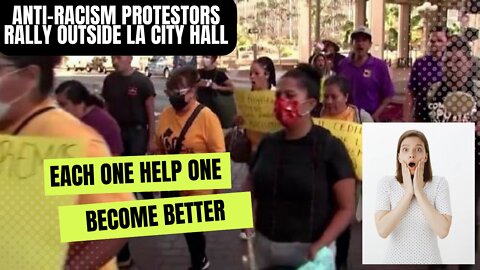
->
[124, 161, 478, 270]
[125, 161, 250, 270]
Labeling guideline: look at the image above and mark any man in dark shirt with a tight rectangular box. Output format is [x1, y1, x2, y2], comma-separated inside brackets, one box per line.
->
[426, 35, 478, 270]
[102, 55, 157, 157]
[404, 26, 448, 122]
[101, 55, 156, 267]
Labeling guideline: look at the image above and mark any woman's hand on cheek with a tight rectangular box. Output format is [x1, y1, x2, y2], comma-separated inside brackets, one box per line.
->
[413, 160, 425, 195]
[401, 162, 414, 197]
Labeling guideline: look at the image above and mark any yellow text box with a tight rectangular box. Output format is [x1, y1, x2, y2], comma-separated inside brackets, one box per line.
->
[44, 153, 232, 195]
[313, 118, 362, 179]
[234, 90, 282, 133]
[0, 135, 85, 269]
[58, 192, 254, 242]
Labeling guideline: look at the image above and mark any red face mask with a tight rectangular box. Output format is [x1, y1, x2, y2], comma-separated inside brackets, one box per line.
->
[274, 97, 301, 127]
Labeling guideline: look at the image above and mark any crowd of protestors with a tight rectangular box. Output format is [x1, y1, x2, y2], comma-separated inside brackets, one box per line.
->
[5, 21, 480, 270]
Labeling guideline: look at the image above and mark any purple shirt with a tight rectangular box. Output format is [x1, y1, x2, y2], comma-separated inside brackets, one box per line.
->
[407, 55, 443, 122]
[337, 55, 395, 114]
[81, 106, 124, 156]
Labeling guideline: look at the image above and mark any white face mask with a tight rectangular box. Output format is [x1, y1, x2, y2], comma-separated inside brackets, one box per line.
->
[203, 58, 212, 67]
[0, 68, 29, 119]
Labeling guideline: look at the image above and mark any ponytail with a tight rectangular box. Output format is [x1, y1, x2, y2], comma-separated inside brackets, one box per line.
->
[55, 80, 104, 108]
[268, 71, 276, 88]
[254, 56, 276, 89]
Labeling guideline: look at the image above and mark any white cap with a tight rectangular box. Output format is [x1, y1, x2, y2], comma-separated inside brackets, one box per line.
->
[351, 26, 372, 40]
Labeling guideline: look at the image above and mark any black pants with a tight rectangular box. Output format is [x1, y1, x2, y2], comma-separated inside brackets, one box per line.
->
[161, 191, 207, 267]
[121, 124, 148, 155]
[335, 226, 351, 269]
[185, 232, 207, 267]
[117, 125, 152, 263]
[120, 125, 153, 200]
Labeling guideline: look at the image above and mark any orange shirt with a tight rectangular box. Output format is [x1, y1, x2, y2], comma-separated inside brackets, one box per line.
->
[155, 101, 225, 195]
[4, 98, 134, 270]
[321, 106, 356, 122]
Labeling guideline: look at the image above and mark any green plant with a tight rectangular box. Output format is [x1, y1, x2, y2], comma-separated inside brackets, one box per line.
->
[281, 46, 295, 57]
[237, 24, 251, 48]
[409, 10, 423, 50]
[310, 0, 355, 50]
[248, 0, 299, 60]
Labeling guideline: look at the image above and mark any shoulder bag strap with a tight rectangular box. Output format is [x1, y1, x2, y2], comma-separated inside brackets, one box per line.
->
[13, 106, 56, 135]
[172, 104, 205, 154]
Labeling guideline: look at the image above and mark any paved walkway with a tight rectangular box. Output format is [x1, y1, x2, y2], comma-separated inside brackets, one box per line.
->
[121, 67, 479, 270]
[124, 161, 250, 270]
[122, 160, 479, 269]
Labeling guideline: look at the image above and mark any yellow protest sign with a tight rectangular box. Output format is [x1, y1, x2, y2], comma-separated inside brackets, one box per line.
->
[44, 152, 232, 195]
[58, 192, 253, 242]
[233, 90, 282, 133]
[0, 135, 85, 270]
[313, 118, 362, 180]
[319, 78, 326, 102]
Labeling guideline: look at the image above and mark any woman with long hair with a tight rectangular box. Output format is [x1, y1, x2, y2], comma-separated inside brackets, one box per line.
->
[375, 130, 452, 264]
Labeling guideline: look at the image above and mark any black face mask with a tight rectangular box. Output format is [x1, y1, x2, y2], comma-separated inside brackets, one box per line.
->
[169, 94, 188, 110]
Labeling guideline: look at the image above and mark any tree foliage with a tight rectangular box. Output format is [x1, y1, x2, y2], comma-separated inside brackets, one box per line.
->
[255, 0, 299, 59]
[310, 0, 355, 50]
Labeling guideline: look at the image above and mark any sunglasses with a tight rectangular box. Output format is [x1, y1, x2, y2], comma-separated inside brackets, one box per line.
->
[164, 88, 190, 96]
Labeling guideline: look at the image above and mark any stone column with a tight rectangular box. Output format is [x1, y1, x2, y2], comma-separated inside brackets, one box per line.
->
[297, 0, 311, 62]
[370, 0, 386, 59]
[398, 4, 411, 64]
[355, 0, 367, 28]
[434, 1, 448, 27]
[475, 13, 480, 57]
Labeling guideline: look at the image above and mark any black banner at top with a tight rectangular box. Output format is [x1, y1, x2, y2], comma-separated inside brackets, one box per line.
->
[0, 0, 237, 55]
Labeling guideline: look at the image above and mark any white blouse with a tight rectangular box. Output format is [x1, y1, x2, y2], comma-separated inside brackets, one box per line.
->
[375, 176, 451, 264]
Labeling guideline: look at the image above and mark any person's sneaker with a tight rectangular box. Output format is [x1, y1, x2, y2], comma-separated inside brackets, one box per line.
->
[188, 257, 210, 270]
[239, 231, 255, 240]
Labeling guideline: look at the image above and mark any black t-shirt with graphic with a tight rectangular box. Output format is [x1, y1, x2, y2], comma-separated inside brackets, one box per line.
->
[249, 125, 355, 243]
[427, 78, 480, 197]
[102, 71, 156, 126]
[427, 78, 480, 122]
